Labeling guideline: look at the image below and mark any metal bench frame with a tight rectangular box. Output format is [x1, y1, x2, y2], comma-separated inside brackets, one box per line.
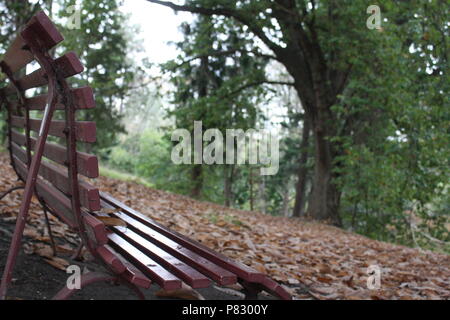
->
[0, 11, 291, 301]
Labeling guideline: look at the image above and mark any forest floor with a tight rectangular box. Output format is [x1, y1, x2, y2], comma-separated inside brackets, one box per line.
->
[0, 151, 449, 300]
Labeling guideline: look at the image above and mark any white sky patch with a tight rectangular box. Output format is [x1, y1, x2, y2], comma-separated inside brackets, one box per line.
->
[120, 0, 192, 64]
[117, 1, 292, 134]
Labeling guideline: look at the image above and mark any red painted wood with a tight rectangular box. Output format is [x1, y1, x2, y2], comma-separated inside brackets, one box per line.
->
[96, 246, 127, 274]
[108, 233, 182, 290]
[100, 192, 264, 282]
[52, 272, 116, 300]
[13, 155, 77, 228]
[111, 226, 211, 289]
[11, 129, 99, 178]
[1, 12, 63, 74]
[0, 13, 65, 298]
[261, 277, 292, 301]
[15, 52, 83, 91]
[21, 11, 64, 54]
[11, 116, 96, 143]
[13, 157, 105, 242]
[0, 35, 35, 74]
[10, 142, 27, 164]
[103, 244, 152, 289]
[83, 214, 109, 246]
[18, 87, 95, 110]
[101, 201, 236, 286]
[10, 142, 100, 211]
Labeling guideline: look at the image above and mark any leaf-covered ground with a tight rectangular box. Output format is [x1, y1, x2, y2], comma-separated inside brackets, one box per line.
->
[0, 152, 448, 300]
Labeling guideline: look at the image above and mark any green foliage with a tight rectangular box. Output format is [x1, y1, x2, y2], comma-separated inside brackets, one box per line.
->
[108, 129, 193, 194]
[332, 1, 450, 250]
[57, 0, 137, 151]
[160, 14, 271, 202]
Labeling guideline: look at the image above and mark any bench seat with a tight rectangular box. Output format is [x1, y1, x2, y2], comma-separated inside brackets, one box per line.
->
[0, 10, 291, 300]
[93, 192, 291, 299]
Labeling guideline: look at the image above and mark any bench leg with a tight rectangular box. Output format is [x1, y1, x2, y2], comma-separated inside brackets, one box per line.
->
[0, 185, 34, 300]
[71, 243, 85, 261]
[52, 272, 117, 300]
[122, 281, 146, 300]
[239, 280, 262, 300]
[52, 271, 146, 300]
[42, 205, 57, 257]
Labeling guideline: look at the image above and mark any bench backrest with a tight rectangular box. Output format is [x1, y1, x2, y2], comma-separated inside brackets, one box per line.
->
[0, 11, 103, 239]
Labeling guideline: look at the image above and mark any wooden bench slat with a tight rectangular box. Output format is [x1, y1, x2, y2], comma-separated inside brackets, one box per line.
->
[38, 161, 101, 212]
[96, 246, 127, 274]
[101, 201, 236, 286]
[108, 233, 182, 290]
[83, 214, 109, 247]
[10, 142, 100, 211]
[7, 87, 95, 111]
[11, 116, 96, 143]
[261, 277, 292, 301]
[21, 11, 65, 55]
[0, 86, 17, 97]
[103, 244, 152, 289]
[111, 226, 211, 289]
[0, 35, 35, 74]
[11, 129, 99, 178]
[13, 156, 106, 246]
[13, 52, 83, 91]
[100, 192, 264, 282]
[1, 11, 63, 73]
[10, 142, 28, 164]
[9, 129, 26, 146]
[13, 155, 77, 228]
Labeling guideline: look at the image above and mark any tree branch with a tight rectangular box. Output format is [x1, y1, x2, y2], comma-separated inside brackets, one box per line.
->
[146, 0, 284, 56]
[166, 48, 279, 71]
[221, 80, 295, 99]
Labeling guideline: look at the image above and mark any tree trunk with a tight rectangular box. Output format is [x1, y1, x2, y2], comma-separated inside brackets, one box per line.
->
[224, 165, 234, 207]
[281, 184, 290, 217]
[258, 175, 266, 214]
[249, 167, 254, 211]
[307, 113, 342, 226]
[190, 164, 203, 199]
[293, 116, 311, 217]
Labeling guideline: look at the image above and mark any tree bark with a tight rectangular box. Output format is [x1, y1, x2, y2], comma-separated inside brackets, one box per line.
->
[249, 167, 254, 211]
[190, 164, 203, 199]
[258, 175, 266, 214]
[281, 184, 290, 217]
[224, 165, 235, 207]
[292, 116, 311, 217]
[307, 110, 342, 226]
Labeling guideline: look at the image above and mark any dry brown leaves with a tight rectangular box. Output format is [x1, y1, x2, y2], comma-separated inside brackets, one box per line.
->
[1, 152, 449, 300]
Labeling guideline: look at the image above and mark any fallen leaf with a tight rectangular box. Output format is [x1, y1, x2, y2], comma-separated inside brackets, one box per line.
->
[99, 208, 121, 214]
[44, 257, 69, 271]
[96, 216, 127, 227]
[155, 283, 205, 300]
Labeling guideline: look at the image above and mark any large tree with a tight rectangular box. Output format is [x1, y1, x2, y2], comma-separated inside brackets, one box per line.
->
[146, 0, 448, 226]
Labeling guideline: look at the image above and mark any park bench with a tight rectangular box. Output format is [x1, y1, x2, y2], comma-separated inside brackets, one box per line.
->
[0, 11, 291, 300]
